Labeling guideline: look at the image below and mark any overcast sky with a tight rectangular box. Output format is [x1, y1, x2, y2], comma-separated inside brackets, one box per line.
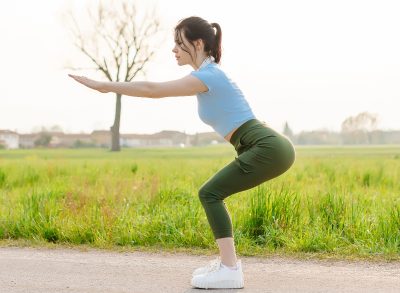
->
[1, 0, 399, 135]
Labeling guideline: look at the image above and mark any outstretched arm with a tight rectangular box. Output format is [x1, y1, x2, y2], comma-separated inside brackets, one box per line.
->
[68, 74, 207, 98]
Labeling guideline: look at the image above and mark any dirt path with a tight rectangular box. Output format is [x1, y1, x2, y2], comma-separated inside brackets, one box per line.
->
[0, 246, 399, 292]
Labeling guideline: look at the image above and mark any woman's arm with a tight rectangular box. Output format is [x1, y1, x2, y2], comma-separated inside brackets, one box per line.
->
[68, 74, 208, 98]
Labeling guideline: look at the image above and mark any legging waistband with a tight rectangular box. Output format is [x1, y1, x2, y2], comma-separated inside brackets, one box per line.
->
[229, 118, 267, 146]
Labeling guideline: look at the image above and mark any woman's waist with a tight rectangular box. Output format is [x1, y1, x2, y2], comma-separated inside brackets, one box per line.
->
[229, 119, 267, 144]
[230, 119, 282, 151]
[224, 127, 239, 142]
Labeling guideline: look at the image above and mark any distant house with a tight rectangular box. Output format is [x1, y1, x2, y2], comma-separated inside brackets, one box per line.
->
[190, 131, 226, 146]
[0, 130, 19, 149]
[57, 133, 93, 148]
[47, 131, 66, 148]
[18, 130, 110, 148]
[121, 130, 226, 147]
[91, 130, 111, 148]
[19, 133, 39, 148]
[19, 131, 94, 148]
[151, 130, 189, 146]
[120, 133, 155, 147]
[120, 130, 188, 147]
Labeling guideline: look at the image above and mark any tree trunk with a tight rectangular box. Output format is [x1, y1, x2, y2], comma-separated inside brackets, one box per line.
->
[110, 93, 122, 151]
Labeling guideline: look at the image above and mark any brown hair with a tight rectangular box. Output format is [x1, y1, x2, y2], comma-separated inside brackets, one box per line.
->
[174, 16, 222, 64]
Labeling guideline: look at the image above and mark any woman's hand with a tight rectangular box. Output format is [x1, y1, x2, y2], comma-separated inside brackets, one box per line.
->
[68, 74, 109, 93]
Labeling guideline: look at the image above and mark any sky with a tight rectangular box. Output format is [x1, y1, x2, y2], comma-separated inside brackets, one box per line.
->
[0, 0, 399, 135]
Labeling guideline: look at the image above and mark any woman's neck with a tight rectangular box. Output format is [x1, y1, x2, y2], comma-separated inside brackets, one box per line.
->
[194, 55, 214, 70]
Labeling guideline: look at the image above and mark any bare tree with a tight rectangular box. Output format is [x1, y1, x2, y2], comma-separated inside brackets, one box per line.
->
[64, 0, 163, 151]
[341, 111, 378, 133]
[341, 111, 379, 144]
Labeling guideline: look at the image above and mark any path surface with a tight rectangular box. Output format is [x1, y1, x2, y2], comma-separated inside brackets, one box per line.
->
[0, 246, 399, 293]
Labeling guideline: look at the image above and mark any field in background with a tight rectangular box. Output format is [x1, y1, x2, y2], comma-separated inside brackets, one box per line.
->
[0, 145, 399, 259]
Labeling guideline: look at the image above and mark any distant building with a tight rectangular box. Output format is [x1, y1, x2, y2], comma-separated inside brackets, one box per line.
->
[120, 130, 189, 147]
[91, 130, 111, 148]
[121, 133, 157, 147]
[1, 127, 230, 149]
[56, 133, 93, 148]
[191, 131, 225, 146]
[151, 130, 189, 146]
[19, 133, 39, 148]
[0, 130, 19, 149]
[47, 132, 66, 148]
[18, 132, 93, 148]
[4, 127, 400, 149]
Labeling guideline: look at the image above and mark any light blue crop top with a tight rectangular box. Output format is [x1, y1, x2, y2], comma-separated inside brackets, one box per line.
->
[190, 59, 256, 137]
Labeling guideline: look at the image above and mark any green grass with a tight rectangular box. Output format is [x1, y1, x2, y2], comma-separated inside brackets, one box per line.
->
[0, 145, 399, 260]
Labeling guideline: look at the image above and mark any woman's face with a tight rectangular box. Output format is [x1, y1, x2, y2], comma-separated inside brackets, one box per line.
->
[172, 29, 196, 67]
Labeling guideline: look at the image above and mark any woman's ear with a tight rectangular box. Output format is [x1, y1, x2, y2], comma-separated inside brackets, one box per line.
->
[195, 39, 204, 51]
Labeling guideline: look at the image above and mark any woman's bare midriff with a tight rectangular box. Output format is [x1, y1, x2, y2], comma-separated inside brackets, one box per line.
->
[224, 127, 239, 143]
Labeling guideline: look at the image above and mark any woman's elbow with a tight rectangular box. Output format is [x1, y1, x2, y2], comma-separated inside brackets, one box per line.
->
[146, 83, 165, 98]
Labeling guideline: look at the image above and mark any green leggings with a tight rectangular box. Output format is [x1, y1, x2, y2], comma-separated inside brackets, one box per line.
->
[198, 119, 296, 239]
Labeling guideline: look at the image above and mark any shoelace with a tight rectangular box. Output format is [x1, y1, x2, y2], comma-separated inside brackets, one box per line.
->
[205, 258, 222, 273]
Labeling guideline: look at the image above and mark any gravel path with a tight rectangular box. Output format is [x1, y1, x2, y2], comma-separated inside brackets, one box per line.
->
[0, 246, 399, 292]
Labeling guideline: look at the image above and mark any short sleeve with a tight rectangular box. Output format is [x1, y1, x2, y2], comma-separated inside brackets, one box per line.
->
[190, 70, 213, 92]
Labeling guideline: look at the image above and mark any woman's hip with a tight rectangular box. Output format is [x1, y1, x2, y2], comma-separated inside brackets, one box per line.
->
[230, 119, 296, 173]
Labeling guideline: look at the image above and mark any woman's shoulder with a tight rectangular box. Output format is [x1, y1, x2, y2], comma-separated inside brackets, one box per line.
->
[199, 62, 226, 77]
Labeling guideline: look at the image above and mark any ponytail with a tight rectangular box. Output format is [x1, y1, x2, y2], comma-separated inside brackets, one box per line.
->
[210, 23, 222, 64]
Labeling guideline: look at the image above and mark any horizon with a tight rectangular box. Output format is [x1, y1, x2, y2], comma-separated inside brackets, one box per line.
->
[2, 122, 398, 136]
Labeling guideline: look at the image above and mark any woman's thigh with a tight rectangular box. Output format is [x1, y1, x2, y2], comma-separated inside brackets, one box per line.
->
[200, 134, 295, 200]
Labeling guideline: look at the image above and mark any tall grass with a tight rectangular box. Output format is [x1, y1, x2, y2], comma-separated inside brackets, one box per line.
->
[0, 145, 399, 259]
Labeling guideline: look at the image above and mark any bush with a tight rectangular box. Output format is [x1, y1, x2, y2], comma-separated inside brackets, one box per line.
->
[72, 140, 97, 148]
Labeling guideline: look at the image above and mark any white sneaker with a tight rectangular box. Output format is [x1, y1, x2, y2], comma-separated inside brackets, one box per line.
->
[192, 256, 222, 277]
[191, 259, 244, 289]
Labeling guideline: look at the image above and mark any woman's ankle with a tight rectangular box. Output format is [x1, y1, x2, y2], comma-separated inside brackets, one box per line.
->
[221, 261, 238, 269]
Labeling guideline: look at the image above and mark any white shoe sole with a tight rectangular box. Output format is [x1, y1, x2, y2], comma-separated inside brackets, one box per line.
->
[191, 278, 244, 289]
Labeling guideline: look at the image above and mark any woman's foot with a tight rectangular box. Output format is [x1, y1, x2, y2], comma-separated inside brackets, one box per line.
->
[192, 256, 221, 277]
[191, 259, 244, 289]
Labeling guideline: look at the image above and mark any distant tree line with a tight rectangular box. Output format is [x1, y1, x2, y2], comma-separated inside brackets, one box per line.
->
[283, 112, 400, 145]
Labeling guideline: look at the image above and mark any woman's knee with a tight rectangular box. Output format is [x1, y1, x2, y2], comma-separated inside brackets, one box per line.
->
[198, 184, 221, 204]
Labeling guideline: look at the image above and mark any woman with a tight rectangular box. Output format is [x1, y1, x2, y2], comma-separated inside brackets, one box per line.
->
[69, 16, 295, 289]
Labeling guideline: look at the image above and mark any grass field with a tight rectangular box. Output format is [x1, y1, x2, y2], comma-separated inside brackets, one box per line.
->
[0, 145, 399, 260]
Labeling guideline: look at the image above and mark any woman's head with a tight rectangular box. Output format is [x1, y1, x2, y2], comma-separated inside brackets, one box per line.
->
[172, 16, 222, 68]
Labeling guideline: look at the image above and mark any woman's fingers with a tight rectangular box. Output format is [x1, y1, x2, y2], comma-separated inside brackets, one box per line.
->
[68, 74, 86, 81]
[68, 74, 104, 92]
[69, 74, 90, 84]
[68, 74, 81, 79]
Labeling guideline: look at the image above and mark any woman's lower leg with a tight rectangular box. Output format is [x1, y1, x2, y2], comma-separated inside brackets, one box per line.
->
[216, 236, 238, 267]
